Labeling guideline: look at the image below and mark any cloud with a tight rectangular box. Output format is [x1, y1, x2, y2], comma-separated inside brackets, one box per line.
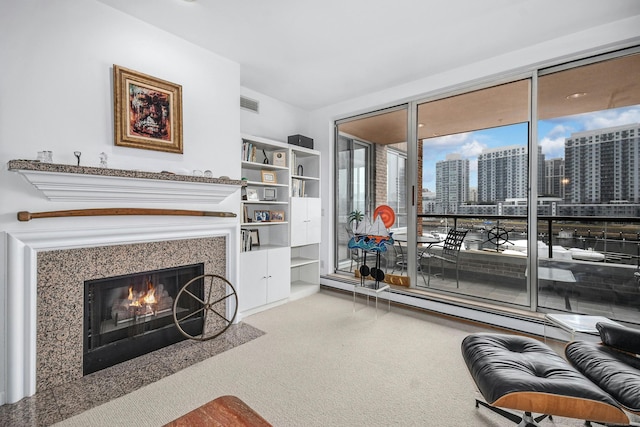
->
[539, 136, 565, 158]
[426, 132, 472, 148]
[582, 107, 640, 130]
[459, 139, 486, 158]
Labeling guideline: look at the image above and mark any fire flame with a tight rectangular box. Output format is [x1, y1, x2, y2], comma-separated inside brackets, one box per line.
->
[127, 280, 157, 309]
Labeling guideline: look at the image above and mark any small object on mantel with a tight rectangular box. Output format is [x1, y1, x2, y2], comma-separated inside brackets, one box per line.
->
[99, 152, 108, 168]
[74, 151, 81, 166]
[219, 175, 230, 180]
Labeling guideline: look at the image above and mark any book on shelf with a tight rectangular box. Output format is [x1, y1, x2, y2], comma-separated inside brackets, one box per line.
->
[241, 229, 253, 252]
[290, 151, 297, 174]
[241, 141, 258, 162]
[291, 178, 305, 197]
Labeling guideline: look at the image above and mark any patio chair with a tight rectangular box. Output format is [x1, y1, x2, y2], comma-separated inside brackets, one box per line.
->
[421, 228, 468, 288]
[390, 240, 408, 275]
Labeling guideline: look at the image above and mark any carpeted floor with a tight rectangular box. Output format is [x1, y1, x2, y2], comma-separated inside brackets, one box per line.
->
[43, 289, 606, 426]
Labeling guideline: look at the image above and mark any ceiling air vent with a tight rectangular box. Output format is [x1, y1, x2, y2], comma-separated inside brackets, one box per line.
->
[240, 96, 259, 113]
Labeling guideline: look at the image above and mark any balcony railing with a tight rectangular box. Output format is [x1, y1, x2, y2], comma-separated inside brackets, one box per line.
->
[415, 213, 640, 325]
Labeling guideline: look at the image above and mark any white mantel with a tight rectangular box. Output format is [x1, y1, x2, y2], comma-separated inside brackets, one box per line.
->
[7, 160, 243, 204]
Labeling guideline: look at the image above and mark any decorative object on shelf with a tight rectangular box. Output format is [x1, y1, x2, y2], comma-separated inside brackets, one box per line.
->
[192, 170, 203, 177]
[297, 164, 304, 176]
[74, 151, 81, 166]
[272, 150, 286, 167]
[254, 210, 270, 222]
[263, 187, 276, 201]
[262, 149, 269, 164]
[261, 170, 277, 184]
[113, 65, 183, 153]
[99, 152, 108, 168]
[246, 188, 259, 201]
[287, 134, 314, 149]
[269, 210, 285, 222]
[204, 170, 213, 178]
[250, 229, 260, 246]
[37, 151, 53, 163]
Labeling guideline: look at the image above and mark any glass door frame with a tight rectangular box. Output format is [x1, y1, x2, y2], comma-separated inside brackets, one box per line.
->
[333, 132, 374, 274]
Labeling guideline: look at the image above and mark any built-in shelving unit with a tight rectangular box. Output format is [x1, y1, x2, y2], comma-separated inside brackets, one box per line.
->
[239, 134, 321, 315]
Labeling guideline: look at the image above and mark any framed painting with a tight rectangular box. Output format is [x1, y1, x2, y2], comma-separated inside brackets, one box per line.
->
[113, 65, 183, 153]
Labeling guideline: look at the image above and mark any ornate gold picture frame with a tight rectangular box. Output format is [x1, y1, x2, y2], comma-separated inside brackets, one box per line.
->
[113, 65, 183, 153]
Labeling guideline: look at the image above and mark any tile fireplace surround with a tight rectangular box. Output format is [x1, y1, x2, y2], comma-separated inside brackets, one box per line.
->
[3, 161, 242, 405]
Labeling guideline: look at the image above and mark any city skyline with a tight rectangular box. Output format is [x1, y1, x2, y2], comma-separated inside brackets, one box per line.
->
[421, 105, 640, 192]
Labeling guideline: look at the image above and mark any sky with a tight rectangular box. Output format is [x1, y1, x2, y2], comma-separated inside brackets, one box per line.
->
[421, 105, 640, 191]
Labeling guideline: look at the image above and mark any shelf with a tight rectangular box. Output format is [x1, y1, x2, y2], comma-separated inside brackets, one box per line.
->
[245, 180, 288, 187]
[8, 160, 242, 204]
[241, 161, 289, 171]
[242, 201, 288, 205]
[241, 221, 288, 226]
[291, 257, 319, 268]
[241, 243, 287, 252]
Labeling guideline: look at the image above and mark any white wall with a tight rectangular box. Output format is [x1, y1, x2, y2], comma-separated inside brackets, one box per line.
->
[0, 0, 242, 404]
[310, 16, 640, 275]
[240, 86, 309, 142]
[0, 0, 242, 229]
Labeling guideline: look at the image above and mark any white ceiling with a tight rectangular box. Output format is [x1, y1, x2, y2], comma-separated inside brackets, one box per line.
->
[97, 0, 640, 111]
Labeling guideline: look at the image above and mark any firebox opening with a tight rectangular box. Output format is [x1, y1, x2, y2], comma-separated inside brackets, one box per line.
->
[83, 263, 204, 375]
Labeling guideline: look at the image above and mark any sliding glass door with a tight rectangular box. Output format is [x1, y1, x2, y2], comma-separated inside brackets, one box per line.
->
[416, 80, 532, 305]
[335, 106, 409, 275]
[535, 52, 640, 322]
[332, 47, 640, 326]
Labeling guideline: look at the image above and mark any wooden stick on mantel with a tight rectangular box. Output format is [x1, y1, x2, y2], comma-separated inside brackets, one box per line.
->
[17, 208, 237, 222]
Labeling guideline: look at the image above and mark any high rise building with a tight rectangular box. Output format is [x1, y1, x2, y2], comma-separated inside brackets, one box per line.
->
[435, 154, 469, 213]
[544, 158, 565, 199]
[477, 145, 544, 202]
[565, 124, 640, 204]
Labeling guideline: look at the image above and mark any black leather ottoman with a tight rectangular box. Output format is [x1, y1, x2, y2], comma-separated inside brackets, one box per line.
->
[461, 333, 629, 426]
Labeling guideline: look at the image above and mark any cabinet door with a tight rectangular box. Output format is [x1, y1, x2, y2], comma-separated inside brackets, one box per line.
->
[305, 197, 322, 244]
[266, 246, 291, 303]
[238, 250, 268, 311]
[290, 197, 307, 247]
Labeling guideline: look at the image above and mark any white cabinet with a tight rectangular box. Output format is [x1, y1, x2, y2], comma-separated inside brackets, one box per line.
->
[238, 246, 291, 312]
[290, 197, 321, 247]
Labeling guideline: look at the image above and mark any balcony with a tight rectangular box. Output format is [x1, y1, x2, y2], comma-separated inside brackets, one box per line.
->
[339, 214, 640, 326]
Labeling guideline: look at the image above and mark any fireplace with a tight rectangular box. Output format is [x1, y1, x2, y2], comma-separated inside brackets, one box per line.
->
[83, 263, 205, 374]
[2, 224, 240, 405]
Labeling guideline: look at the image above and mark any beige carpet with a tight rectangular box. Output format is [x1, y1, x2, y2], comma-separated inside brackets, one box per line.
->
[55, 289, 594, 426]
